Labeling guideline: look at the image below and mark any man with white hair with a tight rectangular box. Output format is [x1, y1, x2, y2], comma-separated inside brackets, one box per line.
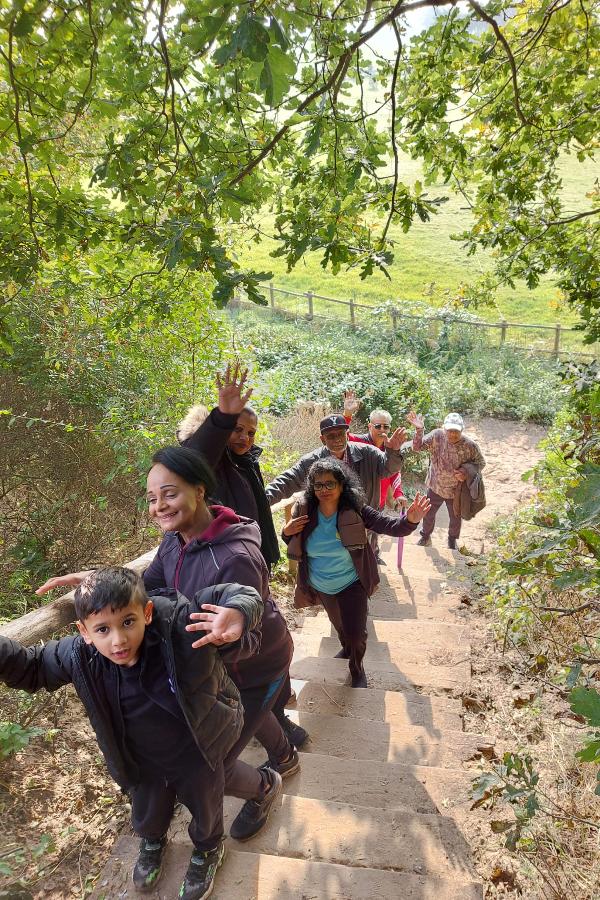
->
[343, 391, 406, 564]
[408, 411, 485, 549]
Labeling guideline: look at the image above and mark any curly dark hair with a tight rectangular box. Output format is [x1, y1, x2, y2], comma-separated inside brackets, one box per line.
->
[305, 458, 366, 513]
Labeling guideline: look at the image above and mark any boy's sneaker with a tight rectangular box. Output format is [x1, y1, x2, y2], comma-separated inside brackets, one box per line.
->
[266, 747, 300, 779]
[447, 536, 458, 550]
[229, 767, 283, 841]
[179, 842, 226, 900]
[417, 535, 432, 546]
[132, 836, 167, 893]
[278, 713, 309, 749]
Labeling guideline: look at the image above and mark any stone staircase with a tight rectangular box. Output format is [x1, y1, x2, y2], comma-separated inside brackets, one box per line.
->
[93, 537, 488, 899]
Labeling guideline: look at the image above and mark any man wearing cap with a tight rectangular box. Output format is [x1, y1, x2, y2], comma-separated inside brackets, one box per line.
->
[408, 411, 485, 549]
[265, 414, 406, 510]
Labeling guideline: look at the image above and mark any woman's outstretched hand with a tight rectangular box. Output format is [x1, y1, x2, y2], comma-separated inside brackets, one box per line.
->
[186, 604, 245, 649]
[35, 571, 93, 595]
[283, 514, 309, 537]
[216, 362, 253, 416]
[405, 492, 431, 524]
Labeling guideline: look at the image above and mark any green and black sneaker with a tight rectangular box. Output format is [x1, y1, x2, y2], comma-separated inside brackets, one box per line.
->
[179, 842, 226, 900]
[132, 836, 167, 893]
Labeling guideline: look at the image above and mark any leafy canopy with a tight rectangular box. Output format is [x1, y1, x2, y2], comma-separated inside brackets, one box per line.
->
[1, 0, 598, 334]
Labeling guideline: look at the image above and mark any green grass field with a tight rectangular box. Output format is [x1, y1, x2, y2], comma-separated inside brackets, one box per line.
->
[235, 152, 598, 332]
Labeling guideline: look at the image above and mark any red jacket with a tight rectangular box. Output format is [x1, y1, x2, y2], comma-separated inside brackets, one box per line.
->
[345, 419, 404, 508]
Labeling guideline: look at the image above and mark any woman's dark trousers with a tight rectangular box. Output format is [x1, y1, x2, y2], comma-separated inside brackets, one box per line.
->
[317, 580, 368, 681]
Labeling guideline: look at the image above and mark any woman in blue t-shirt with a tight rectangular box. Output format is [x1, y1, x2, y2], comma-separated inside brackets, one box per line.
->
[283, 458, 430, 687]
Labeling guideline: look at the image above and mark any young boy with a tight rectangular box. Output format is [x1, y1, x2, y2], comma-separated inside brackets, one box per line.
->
[0, 566, 280, 899]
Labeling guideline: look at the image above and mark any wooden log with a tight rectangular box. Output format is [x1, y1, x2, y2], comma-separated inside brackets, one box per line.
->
[0, 548, 158, 645]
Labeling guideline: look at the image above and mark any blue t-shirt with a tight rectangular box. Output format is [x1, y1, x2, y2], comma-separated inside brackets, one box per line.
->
[306, 509, 359, 595]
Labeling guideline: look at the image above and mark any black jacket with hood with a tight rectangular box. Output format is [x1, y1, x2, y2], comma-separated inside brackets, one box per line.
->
[182, 407, 280, 569]
[143, 506, 293, 689]
[0, 585, 262, 788]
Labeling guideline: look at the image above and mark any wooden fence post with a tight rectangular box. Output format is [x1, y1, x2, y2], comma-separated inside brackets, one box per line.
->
[500, 319, 508, 346]
[269, 282, 275, 309]
[306, 290, 314, 319]
[349, 293, 356, 328]
[391, 308, 398, 331]
[553, 323, 561, 358]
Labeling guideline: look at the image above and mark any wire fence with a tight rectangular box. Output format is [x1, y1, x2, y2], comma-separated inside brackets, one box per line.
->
[231, 283, 598, 361]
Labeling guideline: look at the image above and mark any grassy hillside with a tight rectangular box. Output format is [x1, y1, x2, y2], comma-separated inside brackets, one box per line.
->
[235, 153, 598, 330]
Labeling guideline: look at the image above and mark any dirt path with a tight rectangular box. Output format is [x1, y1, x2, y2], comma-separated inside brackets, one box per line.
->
[92, 417, 546, 899]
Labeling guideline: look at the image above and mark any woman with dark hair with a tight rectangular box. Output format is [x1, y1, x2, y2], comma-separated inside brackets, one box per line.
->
[177, 364, 280, 572]
[283, 458, 431, 688]
[36, 445, 297, 842]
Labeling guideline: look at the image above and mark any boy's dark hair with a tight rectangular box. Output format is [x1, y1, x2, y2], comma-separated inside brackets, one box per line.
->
[305, 458, 366, 513]
[74, 566, 148, 621]
[151, 445, 217, 495]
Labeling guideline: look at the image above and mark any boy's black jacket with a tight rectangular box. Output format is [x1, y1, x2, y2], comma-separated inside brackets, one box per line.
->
[0, 583, 262, 787]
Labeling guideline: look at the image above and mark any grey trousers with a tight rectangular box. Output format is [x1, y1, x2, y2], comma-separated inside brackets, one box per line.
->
[421, 488, 462, 540]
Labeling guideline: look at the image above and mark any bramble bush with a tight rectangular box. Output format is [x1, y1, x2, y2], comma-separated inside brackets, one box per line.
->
[236, 310, 564, 425]
[473, 361, 600, 895]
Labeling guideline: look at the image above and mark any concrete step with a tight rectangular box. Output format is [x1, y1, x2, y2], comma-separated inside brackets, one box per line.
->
[292, 636, 470, 680]
[95, 840, 483, 899]
[238, 746, 475, 817]
[288, 678, 463, 731]
[291, 648, 470, 693]
[368, 595, 465, 622]
[299, 615, 470, 648]
[220, 796, 477, 881]
[279, 710, 492, 769]
[292, 634, 471, 672]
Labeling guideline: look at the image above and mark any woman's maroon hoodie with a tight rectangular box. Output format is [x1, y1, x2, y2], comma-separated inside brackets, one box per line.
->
[142, 506, 292, 689]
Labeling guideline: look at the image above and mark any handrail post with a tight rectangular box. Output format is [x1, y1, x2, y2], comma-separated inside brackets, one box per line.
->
[269, 282, 275, 310]
[284, 504, 298, 574]
[349, 293, 356, 328]
[553, 323, 561, 358]
[500, 319, 507, 346]
[306, 290, 314, 320]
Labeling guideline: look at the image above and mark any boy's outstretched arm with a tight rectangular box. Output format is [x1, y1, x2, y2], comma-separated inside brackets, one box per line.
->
[0, 636, 75, 693]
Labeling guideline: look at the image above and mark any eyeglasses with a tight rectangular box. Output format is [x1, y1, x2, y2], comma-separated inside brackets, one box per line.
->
[371, 423, 391, 430]
[313, 480, 338, 492]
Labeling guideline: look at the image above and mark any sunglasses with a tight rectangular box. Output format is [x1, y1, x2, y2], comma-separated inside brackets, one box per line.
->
[313, 480, 338, 492]
[371, 423, 391, 430]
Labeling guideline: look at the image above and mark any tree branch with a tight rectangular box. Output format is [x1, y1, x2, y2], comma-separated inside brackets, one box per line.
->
[468, 0, 530, 126]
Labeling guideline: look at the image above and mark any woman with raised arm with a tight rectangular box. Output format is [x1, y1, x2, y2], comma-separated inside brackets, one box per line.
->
[283, 458, 430, 688]
[37, 446, 300, 841]
[176, 364, 306, 751]
[177, 363, 280, 572]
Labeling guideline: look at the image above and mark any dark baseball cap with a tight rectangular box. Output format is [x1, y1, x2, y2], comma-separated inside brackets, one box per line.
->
[320, 414, 350, 433]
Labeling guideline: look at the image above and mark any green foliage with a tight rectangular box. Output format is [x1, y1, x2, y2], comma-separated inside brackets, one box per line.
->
[0, 0, 598, 341]
[237, 310, 563, 425]
[482, 364, 600, 814]
[570, 687, 600, 795]
[472, 753, 541, 851]
[0, 721, 43, 759]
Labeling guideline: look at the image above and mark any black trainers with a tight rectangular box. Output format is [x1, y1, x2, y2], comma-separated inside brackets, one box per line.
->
[229, 767, 283, 841]
[267, 747, 300, 779]
[278, 713, 309, 749]
[448, 537, 458, 550]
[132, 836, 167, 893]
[417, 535, 432, 546]
[179, 842, 226, 900]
